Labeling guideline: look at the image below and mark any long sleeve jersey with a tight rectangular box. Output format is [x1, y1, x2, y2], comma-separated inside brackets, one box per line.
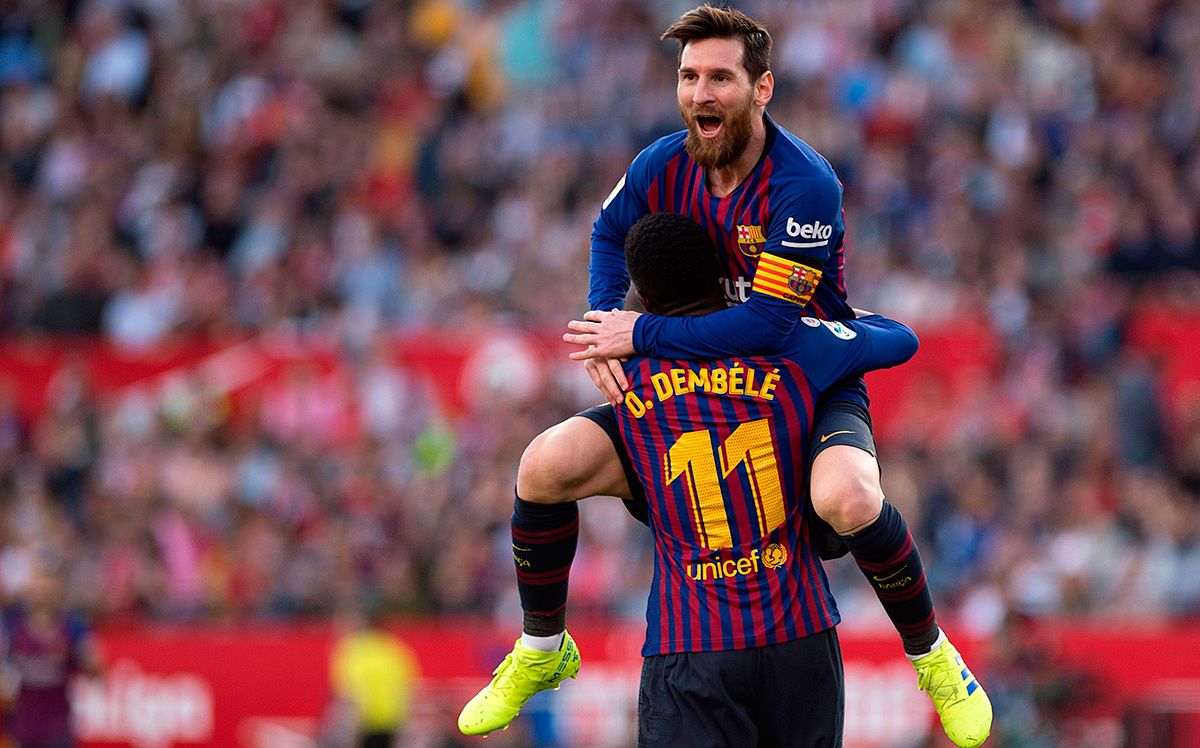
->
[591, 114, 851, 357]
[615, 315, 917, 655]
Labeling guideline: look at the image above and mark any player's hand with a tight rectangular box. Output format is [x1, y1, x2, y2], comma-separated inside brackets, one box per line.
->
[563, 309, 640, 360]
[583, 355, 629, 406]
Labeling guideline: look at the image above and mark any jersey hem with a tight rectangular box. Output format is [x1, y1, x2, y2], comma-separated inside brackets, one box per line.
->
[641, 617, 840, 657]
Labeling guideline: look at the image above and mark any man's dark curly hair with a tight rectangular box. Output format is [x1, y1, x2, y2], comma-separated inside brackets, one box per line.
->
[624, 212, 723, 313]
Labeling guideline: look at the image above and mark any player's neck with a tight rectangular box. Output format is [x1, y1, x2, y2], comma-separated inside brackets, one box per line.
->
[655, 296, 726, 317]
[706, 118, 767, 198]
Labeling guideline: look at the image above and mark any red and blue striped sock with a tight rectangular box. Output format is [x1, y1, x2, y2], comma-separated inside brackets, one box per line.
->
[512, 495, 579, 637]
[842, 501, 939, 655]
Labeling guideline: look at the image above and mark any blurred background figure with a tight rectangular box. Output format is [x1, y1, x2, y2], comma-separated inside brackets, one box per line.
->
[1, 560, 103, 748]
[327, 606, 419, 748]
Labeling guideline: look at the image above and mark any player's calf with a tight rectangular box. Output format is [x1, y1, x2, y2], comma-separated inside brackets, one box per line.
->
[459, 415, 631, 737]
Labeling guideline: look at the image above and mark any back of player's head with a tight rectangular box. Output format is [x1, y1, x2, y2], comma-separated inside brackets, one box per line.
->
[661, 4, 772, 82]
[625, 213, 724, 315]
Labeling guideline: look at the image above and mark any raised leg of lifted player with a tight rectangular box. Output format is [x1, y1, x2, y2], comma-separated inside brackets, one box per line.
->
[518, 416, 632, 504]
[457, 415, 629, 737]
[810, 429, 992, 748]
[513, 415, 632, 637]
[809, 443, 941, 653]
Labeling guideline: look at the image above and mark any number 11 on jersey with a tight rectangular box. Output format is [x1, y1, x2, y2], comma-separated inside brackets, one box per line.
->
[664, 418, 787, 550]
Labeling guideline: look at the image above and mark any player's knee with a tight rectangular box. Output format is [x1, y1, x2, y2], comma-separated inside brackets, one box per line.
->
[810, 456, 883, 533]
[517, 426, 588, 503]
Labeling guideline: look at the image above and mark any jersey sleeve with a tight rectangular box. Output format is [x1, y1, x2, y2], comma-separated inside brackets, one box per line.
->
[588, 146, 655, 311]
[789, 314, 918, 392]
[632, 173, 844, 359]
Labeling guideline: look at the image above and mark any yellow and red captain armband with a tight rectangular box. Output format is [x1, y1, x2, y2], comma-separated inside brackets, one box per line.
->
[751, 253, 824, 306]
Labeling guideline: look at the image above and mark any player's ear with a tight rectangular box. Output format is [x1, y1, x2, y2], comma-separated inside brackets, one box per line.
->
[635, 290, 653, 313]
[754, 70, 773, 108]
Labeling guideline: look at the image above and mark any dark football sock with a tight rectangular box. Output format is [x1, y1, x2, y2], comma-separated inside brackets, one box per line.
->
[512, 494, 579, 636]
[842, 501, 939, 655]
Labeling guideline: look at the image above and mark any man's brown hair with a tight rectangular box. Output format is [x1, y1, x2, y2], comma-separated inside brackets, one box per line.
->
[661, 4, 772, 82]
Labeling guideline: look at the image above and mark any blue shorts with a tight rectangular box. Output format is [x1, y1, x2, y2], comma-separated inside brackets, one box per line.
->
[638, 629, 844, 747]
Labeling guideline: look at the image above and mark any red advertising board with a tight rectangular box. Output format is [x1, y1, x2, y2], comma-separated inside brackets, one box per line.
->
[0, 322, 1000, 450]
[72, 619, 1200, 748]
[76, 625, 334, 748]
[4, 308, 1199, 442]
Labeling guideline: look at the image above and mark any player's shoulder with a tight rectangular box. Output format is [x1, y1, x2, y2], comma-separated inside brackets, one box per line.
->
[766, 116, 840, 188]
[632, 130, 689, 171]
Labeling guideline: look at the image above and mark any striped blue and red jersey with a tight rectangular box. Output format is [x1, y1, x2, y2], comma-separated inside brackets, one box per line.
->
[616, 315, 917, 656]
[591, 115, 858, 401]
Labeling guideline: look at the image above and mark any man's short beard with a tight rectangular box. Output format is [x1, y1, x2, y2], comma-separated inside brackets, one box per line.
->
[681, 97, 756, 170]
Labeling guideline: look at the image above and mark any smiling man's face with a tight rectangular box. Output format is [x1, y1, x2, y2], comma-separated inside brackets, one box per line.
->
[677, 36, 759, 170]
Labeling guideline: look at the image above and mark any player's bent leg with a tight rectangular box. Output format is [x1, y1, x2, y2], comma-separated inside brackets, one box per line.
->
[460, 415, 632, 737]
[811, 424, 939, 653]
[809, 405, 991, 747]
[511, 416, 631, 637]
[517, 416, 632, 503]
[809, 443, 884, 534]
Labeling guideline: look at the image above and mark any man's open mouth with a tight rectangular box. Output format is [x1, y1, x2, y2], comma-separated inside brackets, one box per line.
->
[695, 114, 723, 138]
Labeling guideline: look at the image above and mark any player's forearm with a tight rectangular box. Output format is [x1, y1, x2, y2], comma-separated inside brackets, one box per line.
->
[634, 299, 797, 359]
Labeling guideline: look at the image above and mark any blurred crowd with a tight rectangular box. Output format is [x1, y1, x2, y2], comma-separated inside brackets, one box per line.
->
[1, 0, 1199, 662]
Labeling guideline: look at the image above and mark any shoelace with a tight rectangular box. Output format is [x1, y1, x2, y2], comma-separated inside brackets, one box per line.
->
[488, 654, 528, 696]
[487, 652, 556, 698]
[918, 662, 967, 705]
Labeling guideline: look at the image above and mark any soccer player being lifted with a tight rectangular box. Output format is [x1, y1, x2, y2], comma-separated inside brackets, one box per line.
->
[459, 5, 991, 747]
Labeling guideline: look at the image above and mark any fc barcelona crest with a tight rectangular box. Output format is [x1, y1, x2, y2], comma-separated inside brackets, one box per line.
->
[788, 266, 817, 299]
[736, 224, 765, 257]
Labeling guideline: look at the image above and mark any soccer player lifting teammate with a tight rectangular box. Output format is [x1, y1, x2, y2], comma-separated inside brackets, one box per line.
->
[459, 5, 991, 746]
[614, 212, 923, 745]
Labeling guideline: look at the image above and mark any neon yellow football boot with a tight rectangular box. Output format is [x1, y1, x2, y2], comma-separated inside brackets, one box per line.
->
[458, 632, 581, 736]
[912, 638, 992, 747]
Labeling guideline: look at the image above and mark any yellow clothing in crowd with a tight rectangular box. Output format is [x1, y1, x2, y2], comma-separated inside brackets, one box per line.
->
[330, 630, 420, 733]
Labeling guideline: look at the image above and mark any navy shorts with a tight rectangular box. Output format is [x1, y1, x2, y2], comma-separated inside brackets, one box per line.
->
[576, 398, 875, 558]
[808, 397, 876, 462]
[575, 403, 650, 525]
[805, 399, 876, 560]
[638, 629, 844, 747]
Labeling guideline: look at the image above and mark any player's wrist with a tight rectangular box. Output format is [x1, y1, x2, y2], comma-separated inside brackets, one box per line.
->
[631, 313, 654, 355]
